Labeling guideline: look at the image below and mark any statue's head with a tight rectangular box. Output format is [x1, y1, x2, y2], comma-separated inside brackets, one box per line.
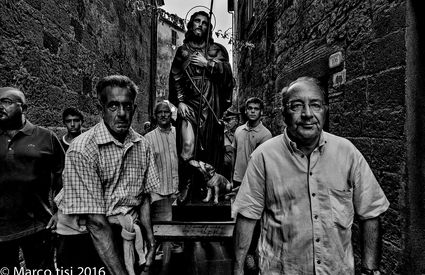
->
[184, 11, 214, 44]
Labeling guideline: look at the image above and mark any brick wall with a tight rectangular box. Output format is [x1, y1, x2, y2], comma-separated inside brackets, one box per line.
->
[235, 0, 408, 273]
[0, 0, 154, 133]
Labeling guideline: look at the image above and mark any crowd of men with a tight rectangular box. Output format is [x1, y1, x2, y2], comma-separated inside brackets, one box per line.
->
[0, 10, 388, 275]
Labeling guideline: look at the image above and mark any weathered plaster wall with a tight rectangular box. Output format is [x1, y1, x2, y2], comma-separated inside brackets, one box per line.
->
[0, 0, 153, 133]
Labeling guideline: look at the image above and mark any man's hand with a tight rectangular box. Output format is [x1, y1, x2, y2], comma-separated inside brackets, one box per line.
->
[46, 212, 58, 233]
[190, 52, 208, 68]
[87, 214, 129, 275]
[178, 102, 190, 118]
[144, 240, 156, 268]
[225, 186, 240, 200]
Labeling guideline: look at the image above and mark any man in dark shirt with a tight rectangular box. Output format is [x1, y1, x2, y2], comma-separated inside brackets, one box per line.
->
[0, 87, 64, 269]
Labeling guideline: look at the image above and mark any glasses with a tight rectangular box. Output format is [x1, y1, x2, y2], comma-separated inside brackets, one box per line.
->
[0, 98, 22, 107]
[286, 101, 326, 113]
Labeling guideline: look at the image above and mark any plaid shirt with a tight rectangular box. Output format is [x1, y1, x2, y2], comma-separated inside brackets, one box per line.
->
[56, 121, 160, 216]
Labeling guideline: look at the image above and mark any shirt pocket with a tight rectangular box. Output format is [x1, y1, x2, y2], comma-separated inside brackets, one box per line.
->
[328, 188, 354, 229]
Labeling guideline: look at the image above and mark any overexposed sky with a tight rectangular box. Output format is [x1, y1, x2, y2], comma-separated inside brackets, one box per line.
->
[161, 0, 233, 59]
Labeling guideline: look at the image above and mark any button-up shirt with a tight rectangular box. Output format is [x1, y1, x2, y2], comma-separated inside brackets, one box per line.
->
[233, 129, 389, 274]
[144, 126, 179, 196]
[56, 121, 160, 218]
[232, 121, 272, 182]
[0, 120, 64, 241]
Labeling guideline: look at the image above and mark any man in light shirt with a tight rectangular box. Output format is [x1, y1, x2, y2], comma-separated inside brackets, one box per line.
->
[145, 101, 180, 272]
[233, 76, 389, 275]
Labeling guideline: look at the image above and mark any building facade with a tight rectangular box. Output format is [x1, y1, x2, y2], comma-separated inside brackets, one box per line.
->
[156, 11, 185, 100]
[0, 0, 159, 133]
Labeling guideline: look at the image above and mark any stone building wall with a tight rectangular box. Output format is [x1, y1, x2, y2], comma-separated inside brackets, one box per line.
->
[0, 0, 154, 133]
[235, 0, 407, 273]
[156, 15, 185, 101]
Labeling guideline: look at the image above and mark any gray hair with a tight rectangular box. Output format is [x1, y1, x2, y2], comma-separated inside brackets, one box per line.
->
[281, 76, 325, 108]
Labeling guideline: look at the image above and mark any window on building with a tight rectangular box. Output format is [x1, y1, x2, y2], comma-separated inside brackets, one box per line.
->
[171, 30, 177, 46]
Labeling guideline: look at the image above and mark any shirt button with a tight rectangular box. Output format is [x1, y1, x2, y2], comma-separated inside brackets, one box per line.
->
[315, 238, 320, 242]
[314, 215, 318, 219]
[8, 148, 12, 151]
[301, 155, 304, 158]
[312, 193, 316, 197]
[310, 172, 313, 176]
[7, 139, 11, 142]
[317, 260, 321, 264]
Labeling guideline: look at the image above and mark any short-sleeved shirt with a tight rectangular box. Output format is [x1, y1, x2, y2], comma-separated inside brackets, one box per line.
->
[232, 130, 390, 274]
[55, 121, 160, 234]
[0, 120, 64, 241]
[144, 126, 179, 196]
[232, 121, 272, 182]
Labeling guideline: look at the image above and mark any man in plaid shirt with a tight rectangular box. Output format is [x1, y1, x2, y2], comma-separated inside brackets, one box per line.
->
[55, 75, 160, 275]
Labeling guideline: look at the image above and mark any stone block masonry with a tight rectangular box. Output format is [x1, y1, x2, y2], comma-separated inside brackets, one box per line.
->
[0, 0, 154, 133]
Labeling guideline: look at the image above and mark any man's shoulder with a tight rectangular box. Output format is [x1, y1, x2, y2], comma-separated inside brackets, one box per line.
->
[67, 124, 98, 152]
[234, 124, 247, 135]
[258, 122, 272, 135]
[251, 134, 284, 157]
[260, 134, 283, 148]
[323, 132, 359, 155]
[324, 132, 354, 147]
[28, 123, 55, 137]
[144, 128, 157, 138]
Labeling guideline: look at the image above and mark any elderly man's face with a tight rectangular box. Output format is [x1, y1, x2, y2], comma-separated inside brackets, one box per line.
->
[0, 88, 26, 128]
[284, 81, 326, 146]
[101, 86, 136, 141]
[155, 104, 172, 129]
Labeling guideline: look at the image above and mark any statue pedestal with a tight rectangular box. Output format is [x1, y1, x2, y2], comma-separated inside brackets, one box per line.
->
[172, 197, 232, 222]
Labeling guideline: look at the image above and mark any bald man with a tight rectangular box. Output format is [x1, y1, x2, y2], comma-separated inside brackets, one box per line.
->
[0, 87, 64, 269]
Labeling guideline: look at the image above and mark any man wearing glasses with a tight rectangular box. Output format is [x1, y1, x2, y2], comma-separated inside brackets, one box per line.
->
[233, 77, 388, 275]
[0, 87, 64, 269]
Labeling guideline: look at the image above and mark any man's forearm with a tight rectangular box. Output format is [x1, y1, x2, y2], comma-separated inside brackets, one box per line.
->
[233, 214, 257, 275]
[139, 195, 156, 259]
[361, 216, 381, 270]
[86, 214, 128, 275]
[140, 196, 155, 243]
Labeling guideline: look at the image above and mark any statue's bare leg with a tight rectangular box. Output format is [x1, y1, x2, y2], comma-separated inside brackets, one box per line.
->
[180, 120, 195, 161]
[178, 120, 195, 203]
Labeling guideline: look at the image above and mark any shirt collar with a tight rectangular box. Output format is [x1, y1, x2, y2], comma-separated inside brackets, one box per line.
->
[95, 121, 141, 146]
[242, 121, 263, 132]
[156, 125, 173, 134]
[283, 128, 327, 155]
